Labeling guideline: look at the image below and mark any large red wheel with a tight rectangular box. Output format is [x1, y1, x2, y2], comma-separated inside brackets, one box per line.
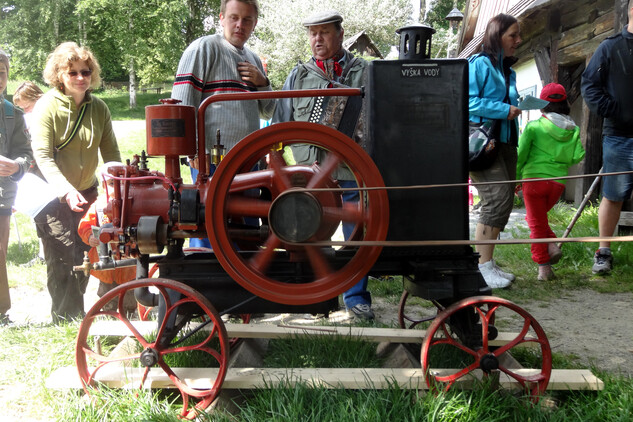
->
[76, 278, 230, 419]
[397, 290, 443, 329]
[420, 296, 551, 402]
[206, 122, 389, 305]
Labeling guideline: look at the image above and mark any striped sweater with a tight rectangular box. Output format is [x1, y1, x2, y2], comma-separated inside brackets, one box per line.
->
[171, 34, 274, 152]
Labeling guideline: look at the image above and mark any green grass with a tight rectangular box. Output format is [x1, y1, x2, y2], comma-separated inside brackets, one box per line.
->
[2, 306, 633, 421]
[97, 88, 173, 120]
[491, 201, 633, 304]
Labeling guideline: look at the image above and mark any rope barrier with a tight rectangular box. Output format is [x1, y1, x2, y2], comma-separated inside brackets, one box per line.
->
[282, 169, 631, 193]
[291, 235, 633, 248]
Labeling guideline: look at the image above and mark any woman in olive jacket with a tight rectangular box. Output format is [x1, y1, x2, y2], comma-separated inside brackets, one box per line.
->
[30, 42, 121, 323]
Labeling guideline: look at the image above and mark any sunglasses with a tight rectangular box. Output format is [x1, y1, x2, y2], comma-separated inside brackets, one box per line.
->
[67, 69, 93, 78]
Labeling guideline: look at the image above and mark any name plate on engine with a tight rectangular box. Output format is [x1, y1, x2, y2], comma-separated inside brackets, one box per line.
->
[151, 119, 186, 138]
[400, 63, 441, 78]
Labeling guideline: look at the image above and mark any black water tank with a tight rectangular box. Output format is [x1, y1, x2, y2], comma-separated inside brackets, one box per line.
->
[366, 57, 469, 242]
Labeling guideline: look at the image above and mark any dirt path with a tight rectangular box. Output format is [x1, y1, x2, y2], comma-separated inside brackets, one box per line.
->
[372, 289, 633, 376]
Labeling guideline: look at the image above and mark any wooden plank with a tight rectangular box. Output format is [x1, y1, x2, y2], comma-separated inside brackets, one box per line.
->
[617, 212, 633, 227]
[559, 32, 611, 66]
[87, 321, 533, 347]
[46, 366, 604, 391]
[558, 10, 614, 50]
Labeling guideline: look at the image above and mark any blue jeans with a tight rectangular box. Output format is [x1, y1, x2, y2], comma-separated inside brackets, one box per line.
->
[601, 135, 633, 201]
[339, 180, 371, 308]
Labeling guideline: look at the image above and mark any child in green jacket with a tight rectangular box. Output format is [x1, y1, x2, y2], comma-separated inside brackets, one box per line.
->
[517, 83, 585, 280]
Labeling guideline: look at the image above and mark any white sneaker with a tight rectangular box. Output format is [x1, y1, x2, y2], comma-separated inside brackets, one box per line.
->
[478, 260, 511, 289]
[491, 259, 515, 282]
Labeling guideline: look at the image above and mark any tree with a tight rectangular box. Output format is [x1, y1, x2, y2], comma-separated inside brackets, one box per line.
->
[425, 0, 466, 30]
[76, 0, 218, 107]
[252, 0, 413, 90]
[0, 0, 79, 82]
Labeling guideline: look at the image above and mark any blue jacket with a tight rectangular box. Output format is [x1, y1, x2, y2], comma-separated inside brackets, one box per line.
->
[468, 52, 519, 145]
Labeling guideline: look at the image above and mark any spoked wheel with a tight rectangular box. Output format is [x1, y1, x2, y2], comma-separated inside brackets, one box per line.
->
[397, 290, 443, 329]
[206, 121, 389, 305]
[420, 296, 552, 402]
[76, 278, 230, 419]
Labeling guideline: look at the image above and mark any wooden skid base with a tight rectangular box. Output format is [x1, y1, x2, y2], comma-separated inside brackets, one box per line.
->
[47, 366, 603, 391]
[88, 321, 535, 347]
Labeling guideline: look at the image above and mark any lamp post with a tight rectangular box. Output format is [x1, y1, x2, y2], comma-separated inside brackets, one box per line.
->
[445, 7, 464, 58]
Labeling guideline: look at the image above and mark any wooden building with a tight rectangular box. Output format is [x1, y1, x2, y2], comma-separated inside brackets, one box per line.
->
[457, 0, 630, 204]
[344, 31, 384, 59]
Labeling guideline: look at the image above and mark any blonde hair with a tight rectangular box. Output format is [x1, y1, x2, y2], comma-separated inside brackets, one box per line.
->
[13, 81, 44, 105]
[0, 49, 9, 74]
[43, 42, 102, 91]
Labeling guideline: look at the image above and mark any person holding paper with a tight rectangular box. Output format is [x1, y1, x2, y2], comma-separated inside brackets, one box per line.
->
[468, 14, 522, 289]
[13, 81, 47, 267]
[0, 50, 34, 325]
[516, 83, 585, 281]
[30, 42, 121, 323]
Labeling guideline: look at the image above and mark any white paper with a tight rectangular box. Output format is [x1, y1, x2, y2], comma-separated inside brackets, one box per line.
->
[518, 95, 550, 111]
[13, 173, 59, 218]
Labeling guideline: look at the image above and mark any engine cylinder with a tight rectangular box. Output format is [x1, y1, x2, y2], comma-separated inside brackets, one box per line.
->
[145, 99, 196, 157]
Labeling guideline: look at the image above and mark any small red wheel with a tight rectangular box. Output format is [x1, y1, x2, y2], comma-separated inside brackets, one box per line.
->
[206, 122, 389, 305]
[420, 296, 552, 402]
[76, 278, 230, 419]
[397, 290, 442, 329]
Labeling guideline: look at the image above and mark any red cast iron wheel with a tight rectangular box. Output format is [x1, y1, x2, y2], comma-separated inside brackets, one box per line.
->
[206, 121, 389, 305]
[420, 296, 552, 402]
[76, 278, 230, 419]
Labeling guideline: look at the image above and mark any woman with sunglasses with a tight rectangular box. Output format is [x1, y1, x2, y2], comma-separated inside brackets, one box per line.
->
[30, 42, 121, 324]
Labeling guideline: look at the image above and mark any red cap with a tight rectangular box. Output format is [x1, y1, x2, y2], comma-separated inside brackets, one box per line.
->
[540, 83, 567, 102]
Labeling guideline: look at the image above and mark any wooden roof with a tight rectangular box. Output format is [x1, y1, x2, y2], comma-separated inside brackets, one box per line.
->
[458, 0, 552, 58]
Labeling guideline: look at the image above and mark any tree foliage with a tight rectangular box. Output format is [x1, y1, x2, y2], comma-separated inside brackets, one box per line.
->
[0, 0, 79, 82]
[2, 0, 420, 100]
[0, 0, 218, 87]
[424, 0, 466, 30]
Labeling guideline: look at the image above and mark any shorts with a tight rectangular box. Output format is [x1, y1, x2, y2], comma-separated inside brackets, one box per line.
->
[469, 142, 517, 230]
[601, 135, 633, 202]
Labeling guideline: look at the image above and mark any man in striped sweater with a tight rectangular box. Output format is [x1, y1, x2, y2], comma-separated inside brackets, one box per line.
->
[172, 0, 274, 247]
[172, 0, 274, 163]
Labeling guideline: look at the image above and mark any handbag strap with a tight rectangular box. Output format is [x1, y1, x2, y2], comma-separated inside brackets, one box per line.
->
[55, 103, 88, 153]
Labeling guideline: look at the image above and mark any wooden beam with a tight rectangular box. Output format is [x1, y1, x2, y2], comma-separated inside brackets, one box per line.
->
[577, 53, 604, 206]
[47, 366, 604, 392]
[614, 0, 630, 32]
[534, 45, 552, 85]
[558, 10, 614, 50]
[87, 321, 534, 347]
[558, 32, 611, 66]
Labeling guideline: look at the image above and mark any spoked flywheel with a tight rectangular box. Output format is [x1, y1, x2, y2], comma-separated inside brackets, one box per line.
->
[420, 295, 552, 402]
[75, 278, 230, 419]
[206, 121, 389, 305]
